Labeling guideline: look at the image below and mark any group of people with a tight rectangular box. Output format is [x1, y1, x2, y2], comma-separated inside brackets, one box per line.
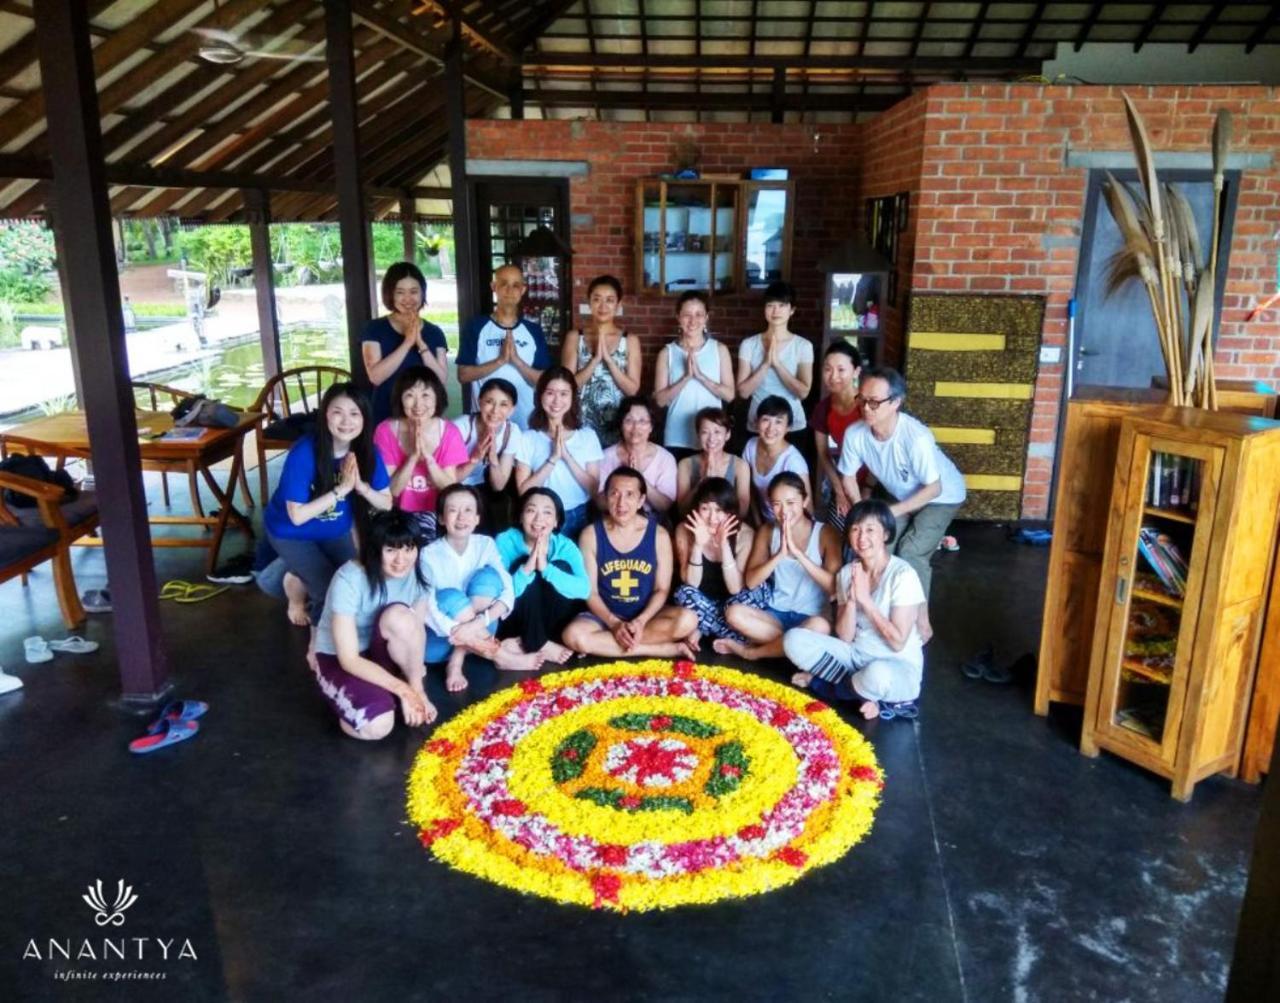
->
[257, 260, 967, 740]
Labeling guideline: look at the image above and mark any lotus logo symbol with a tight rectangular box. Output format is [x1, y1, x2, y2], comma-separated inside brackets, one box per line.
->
[81, 880, 138, 927]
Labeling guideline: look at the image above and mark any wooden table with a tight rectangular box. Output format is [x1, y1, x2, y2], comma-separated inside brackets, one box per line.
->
[1, 410, 260, 573]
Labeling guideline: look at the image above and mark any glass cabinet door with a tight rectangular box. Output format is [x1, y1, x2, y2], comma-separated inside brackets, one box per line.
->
[742, 181, 790, 288]
[711, 184, 738, 293]
[640, 181, 663, 293]
[1106, 439, 1217, 755]
[663, 182, 712, 294]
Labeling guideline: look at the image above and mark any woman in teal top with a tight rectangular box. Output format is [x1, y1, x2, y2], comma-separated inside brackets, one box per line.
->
[494, 487, 590, 669]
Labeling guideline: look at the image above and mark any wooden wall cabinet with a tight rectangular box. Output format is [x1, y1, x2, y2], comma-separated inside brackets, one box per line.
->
[1079, 409, 1280, 800]
[636, 178, 794, 296]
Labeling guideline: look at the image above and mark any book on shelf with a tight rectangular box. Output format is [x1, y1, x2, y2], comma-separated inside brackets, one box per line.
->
[1137, 527, 1188, 596]
[1146, 453, 1201, 512]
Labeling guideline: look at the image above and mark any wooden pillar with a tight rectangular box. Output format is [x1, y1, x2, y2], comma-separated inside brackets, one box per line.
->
[508, 69, 525, 121]
[399, 190, 416, 263]
[446, 18, 476, 322]
[771, 67, 786, 124]
[324, 0, 373, 387]
[34, 0, 169, 702]
[1228, 729, 1280, 999]
[245, 189, 281, 380]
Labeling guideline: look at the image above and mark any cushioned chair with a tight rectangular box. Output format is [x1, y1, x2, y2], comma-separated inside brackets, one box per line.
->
[0, 470, 99, 627]
[250, 366, 351, 505]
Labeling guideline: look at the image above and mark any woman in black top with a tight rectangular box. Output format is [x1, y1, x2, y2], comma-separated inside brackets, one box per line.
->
[672, 477, 755, 645]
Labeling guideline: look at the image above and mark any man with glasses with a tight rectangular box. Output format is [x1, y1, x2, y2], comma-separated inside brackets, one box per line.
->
[837, 367, 965, 643]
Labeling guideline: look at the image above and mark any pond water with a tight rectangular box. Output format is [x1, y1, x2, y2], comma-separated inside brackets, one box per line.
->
[141, 324, 464, 417]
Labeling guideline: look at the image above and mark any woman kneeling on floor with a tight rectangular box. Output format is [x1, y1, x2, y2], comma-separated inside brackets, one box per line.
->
[715, 472, 841, 661]
[313, 510, 435, 741]
[494, 487, 589, 670]
[421, 484, 516, 691]
[783, 499, 925, 721]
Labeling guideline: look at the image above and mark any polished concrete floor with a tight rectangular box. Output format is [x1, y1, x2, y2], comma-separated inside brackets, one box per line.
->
[0, 497, 1262, 1001]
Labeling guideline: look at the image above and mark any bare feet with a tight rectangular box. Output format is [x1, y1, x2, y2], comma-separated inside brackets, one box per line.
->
[677, 636, 701, 661]
[859, 700, 879, 720]
[712, 637, 745, 658]
[791, 671, 813, 689]
[445, 651, 469, 692]
[414, 685, 439, 724]
[538, 640, 574, 664]
[287, 601, 310, 627]
[283, 573, 310, 626]
[919, 623, 933, 645]
[494, 644, 546, 672]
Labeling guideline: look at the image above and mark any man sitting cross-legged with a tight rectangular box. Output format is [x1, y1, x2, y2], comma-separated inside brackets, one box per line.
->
[563, 466, 700, 659]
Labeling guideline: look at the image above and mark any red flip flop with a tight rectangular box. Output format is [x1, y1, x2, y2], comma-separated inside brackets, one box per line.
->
[129, 719, 199, 754]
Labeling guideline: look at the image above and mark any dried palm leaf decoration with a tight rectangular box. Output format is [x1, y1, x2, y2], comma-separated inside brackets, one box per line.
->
[1101, 95, 1232, 408]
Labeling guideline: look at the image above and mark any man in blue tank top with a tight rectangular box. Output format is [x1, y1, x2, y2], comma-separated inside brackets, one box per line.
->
[563, 467, 699, 659]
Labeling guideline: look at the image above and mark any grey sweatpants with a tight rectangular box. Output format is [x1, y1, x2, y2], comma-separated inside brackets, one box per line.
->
[890, 501, 959, 598]
[782, 628, 923, 704]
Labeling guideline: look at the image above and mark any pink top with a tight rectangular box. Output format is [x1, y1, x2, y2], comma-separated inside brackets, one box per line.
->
[597, 443, 678, 511]
[373, 418, 469, 513]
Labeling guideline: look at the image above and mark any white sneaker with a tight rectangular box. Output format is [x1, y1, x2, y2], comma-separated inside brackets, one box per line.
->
[0, 670, 23, 695]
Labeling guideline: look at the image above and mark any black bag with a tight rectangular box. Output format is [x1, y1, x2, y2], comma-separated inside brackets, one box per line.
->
[0, 454, 79, 509]
[172, 395, 240, 429]
[262, 412, 317, 442]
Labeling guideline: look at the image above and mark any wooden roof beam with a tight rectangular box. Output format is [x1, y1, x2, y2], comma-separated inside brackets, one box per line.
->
[0, 0, 115, 87]
[1246, 5, 1280, 53]
[1188, 3, 1226, 53]
[1134, 3, 1169, 52]
[520, 52, 1038, 73]
[525, 88, 906, 113]
[1073, 2, 1104, 51]
[409, 0, 520, 62]
[1016, 2, 1047, 59]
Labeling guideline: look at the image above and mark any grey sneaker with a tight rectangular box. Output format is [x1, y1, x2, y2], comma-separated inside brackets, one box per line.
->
[81, 589, 112, 613]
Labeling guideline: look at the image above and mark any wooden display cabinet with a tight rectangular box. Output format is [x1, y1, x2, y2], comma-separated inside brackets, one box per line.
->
[1079, 409, 1280, 800]
[635, 178, 794, 296]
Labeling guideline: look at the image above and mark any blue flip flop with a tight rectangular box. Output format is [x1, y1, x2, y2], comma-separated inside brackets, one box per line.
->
[129, 719, 199, 754]
[878, 700, 920, 721]
[146, 699, 208, 735]
[808, 677, 858, 703]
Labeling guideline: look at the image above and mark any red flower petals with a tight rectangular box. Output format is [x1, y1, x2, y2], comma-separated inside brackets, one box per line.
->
[425, 739, 456, 755]
[562, 747, 580, 760]
[850, 765, 881, 784]
[492, 799, 527, 817]
[770, 707, 795, 727]
[719, 764, 742, 777]
[667, 681, 687, 696]
[649, 715, 672, 731]
[596, 844, 629, 866]
[776, 847, 808, 867]
[737, 824, 766, 841]
[673, 661, 696, 679]
[618, 795, 642, 810]
[418, 818, 461, 846]
[479, 741, 514, 760]
[519, 678, 545, 694]
[804, 700, 827, 714]
[591, 872, 622, 907]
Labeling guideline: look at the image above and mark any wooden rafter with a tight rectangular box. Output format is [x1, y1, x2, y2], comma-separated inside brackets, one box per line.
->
[522, 52, 1035, 72]
[1246, 5, 1280, 53]
[351, 0, 506, 96]
[409, 0, 519, 61]
[857, 1, 874, 57]
[1073, 2, 1104, 51]
[0, 0, 116, 87]
[908, 2, 932, 58]
[963, 2, 990, 58]
[1188, 3, 1226, 53]
[1133, 2, 1169, 52]
[1015, 2, 1047, 60]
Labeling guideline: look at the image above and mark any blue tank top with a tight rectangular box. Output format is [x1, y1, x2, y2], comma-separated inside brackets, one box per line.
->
[595, 516, 659, 620]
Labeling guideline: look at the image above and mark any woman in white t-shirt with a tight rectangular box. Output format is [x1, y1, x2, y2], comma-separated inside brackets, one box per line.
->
[783, 499, 925, 721]
[653, 290, 735, 455]
[515, 366, 603, 539]
[736, 280, 814, 436]
[453, 377, 522, 531]
[742, 395, 810, 524]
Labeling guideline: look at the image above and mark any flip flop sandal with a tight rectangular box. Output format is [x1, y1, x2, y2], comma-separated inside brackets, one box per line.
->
[81, 588, 113, 612]
[981, 662, 1014, 684]
[160, 580, 229, 604]
[879, 700, 920, 721]
[937, 536, 960, 552]
[146, 699, 209, 735]
[128, 718, 199, 755]
[47, 636, 99, 654]
[961, 644, 995, 680]
[23, 636, 53, 664]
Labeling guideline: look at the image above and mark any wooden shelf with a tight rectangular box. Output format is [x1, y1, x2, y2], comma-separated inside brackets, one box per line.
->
[1132, 587, 1183, 609]
[1121, 658, 1173, 685]
[1144, 505, 1197, 524]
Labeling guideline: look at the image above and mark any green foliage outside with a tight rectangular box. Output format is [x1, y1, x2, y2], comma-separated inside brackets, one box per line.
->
[0, 222, 57, 346]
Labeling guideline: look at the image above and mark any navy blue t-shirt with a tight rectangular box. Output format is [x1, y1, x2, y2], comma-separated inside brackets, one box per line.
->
[361, 316, 448, 423]
[264, 435, 390, 541]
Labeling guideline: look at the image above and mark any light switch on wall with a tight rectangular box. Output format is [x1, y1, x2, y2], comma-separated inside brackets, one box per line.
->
[1039, 346, 1062, 364]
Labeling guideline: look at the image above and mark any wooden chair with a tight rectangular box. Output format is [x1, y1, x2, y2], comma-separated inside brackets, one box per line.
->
[250, 366, 351, 505]
[0, 470, 99, 627]
[130, 380, 253, 513]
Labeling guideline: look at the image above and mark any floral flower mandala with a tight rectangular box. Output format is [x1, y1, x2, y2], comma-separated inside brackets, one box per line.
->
[407, 660, 883, 912]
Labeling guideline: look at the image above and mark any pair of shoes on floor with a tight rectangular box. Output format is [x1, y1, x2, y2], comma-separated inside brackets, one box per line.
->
[160, 580, 228, 603]
[81, 588, 112, 613]
[960, 644, 1013, 684]
[128, 699, 208, 755]
[1010, 527, 1053, 546]
[936, 535, 960, 552]
[878, 700, 920, 721]
[24, 635, 99, 663]
[207, 553, 255, 585]
[0, 667, 22, 695]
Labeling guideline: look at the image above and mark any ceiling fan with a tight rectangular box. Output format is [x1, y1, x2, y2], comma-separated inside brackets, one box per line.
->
[193, 26, 325, 65]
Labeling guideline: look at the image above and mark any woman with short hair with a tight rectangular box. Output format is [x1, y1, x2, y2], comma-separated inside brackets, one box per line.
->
[562, 274, 642, 445]
[361, 261, 448, 423]
[736, 280, 814, 439]
[596, 395, 678, 515]
[742, 395, 810, 524]
[675, 407, 752, 518]
[673, 477, 754, 644]
[653, 290, 735, 459]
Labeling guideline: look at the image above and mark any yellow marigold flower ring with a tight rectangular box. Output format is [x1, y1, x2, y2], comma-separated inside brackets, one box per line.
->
[406, 660, 883, 911]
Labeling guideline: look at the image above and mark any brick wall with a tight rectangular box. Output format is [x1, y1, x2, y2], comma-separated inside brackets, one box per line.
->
[911, 83, 1280, 519]
[467, 119, 866, 385]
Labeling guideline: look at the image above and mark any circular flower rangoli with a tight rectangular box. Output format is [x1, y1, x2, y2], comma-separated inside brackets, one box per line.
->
[407, 660, 883, 911]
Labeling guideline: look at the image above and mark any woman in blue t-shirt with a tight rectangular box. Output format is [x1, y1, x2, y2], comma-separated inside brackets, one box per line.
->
[262, 382, 392, 641]
[361, 261, 449, 424]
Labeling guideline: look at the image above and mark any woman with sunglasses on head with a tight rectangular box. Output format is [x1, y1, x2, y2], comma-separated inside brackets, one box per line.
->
[515, 366, 603, 540]
[837, 367, 966, 644]
[373, 366, 467, 543]
[715, 472, 841, 662]
[562, 274, 642, 446]
[361, 262, 448, 424]
[653, 290, 735, 460]
[494, 487, 589, 670]
[260, 382, 392, 659]
[595, 395, 678, 516]
[783, 499, 925, 721]
[312, 510, 435, 740]
[675, 407, 751, 519]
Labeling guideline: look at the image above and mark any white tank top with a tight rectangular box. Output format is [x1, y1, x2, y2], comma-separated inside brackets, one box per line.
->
[769, 521, 829, 616]
[663, 338, 723, 449]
